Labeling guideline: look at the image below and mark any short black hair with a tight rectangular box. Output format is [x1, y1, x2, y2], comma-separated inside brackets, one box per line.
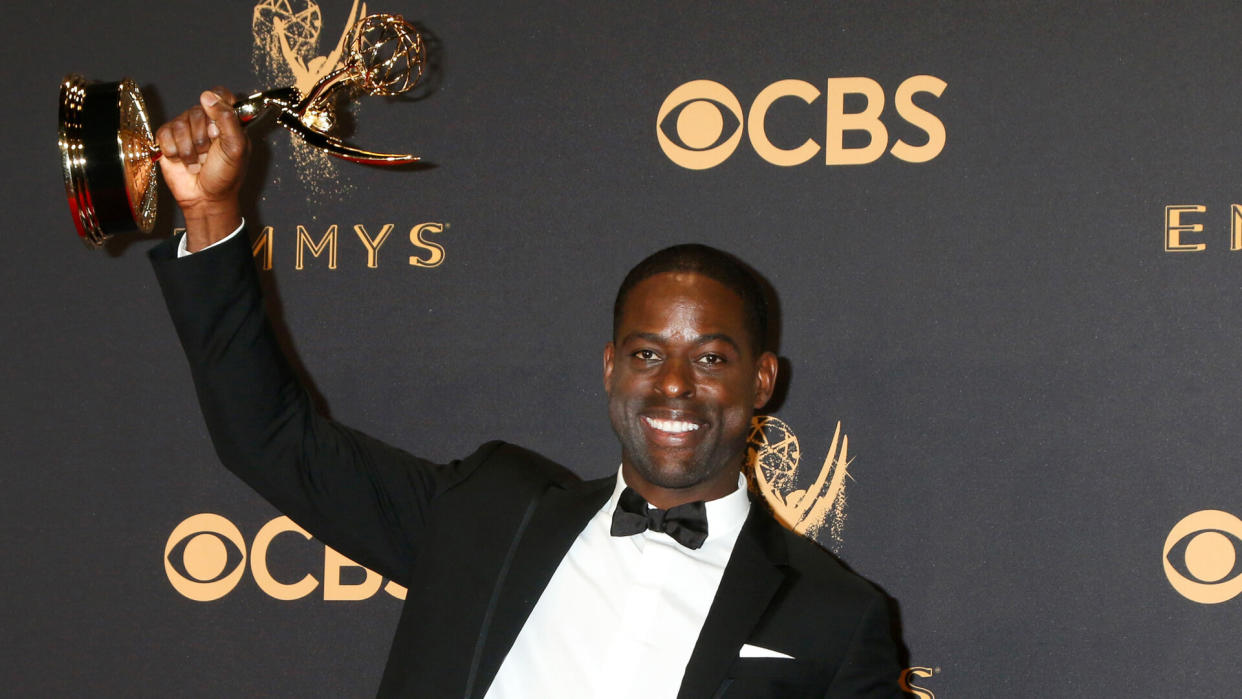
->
[613, 244, 769, 353]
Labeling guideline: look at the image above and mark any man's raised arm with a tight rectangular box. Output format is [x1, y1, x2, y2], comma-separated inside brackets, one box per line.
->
[147, 90, 487, 586]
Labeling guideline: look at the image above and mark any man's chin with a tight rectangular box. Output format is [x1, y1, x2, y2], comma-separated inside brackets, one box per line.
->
[628, 456, 710, 491]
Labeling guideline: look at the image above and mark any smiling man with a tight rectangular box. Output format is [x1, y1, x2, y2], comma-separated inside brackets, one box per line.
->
[149, 90, 901, 697]
[606, 256, 778, 509]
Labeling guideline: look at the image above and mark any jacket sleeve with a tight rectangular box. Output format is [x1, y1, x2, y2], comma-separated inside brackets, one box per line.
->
[149, 230, 487, 585]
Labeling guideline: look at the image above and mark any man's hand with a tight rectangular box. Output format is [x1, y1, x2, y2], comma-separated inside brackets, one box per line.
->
[155, 88, 249, 252]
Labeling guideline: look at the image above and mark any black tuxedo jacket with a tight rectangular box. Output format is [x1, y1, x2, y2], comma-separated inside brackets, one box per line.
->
[150, 232, 901, 698]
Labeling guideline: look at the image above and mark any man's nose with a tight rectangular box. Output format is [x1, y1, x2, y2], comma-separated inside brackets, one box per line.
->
[655, 357, 694, 397]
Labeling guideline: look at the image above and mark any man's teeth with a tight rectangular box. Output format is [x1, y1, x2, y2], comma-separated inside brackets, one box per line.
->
[645, 417, 701, 434]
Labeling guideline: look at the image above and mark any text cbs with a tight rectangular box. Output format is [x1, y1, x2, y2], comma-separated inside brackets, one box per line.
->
[164, 513, 407, 602]
[657, 76, 947, 169]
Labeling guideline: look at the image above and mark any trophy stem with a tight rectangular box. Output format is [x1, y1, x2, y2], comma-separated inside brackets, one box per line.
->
[233, 87, 301, 125]
[297, 67, 351, 117]
[233, 83, 418, 165]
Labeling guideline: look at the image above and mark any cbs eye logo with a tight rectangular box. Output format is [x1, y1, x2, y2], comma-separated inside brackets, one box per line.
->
[656, 75, 947, 170]
[164, 514, 247, 602]
[656, 81, 746, 170]
[1163, 510, 1242, 604]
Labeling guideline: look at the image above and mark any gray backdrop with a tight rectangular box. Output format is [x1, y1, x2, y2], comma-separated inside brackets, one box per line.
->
[5, 1, 1241, 696]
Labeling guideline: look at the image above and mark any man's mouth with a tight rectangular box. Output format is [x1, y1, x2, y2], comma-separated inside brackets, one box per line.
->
[642, 416, 702, 435]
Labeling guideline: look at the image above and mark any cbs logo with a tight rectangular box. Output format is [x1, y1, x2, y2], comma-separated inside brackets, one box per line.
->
[164, 513, 407, 602]
[1163, 510, 1242, 604]
[656, 76, 947, 169]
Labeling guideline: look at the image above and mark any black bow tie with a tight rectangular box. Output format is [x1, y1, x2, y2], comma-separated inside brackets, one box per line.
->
[610, 487, 709, 550]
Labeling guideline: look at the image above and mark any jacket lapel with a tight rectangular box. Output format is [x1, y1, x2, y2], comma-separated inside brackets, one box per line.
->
[677, 503, 790, 699]
[470, 477, 614, 698]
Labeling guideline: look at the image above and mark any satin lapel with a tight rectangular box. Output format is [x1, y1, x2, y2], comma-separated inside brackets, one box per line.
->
[470, 477, 614, 699]
[677, 506, 790, 699]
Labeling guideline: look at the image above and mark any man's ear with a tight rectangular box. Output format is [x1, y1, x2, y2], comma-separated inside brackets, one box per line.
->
[603, 342, 615, 393]
[753, 351, 779, 409]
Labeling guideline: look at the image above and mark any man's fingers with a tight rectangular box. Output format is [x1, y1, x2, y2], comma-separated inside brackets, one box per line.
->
[154, 87, 250, 206]
[187, 106, 210, 156]
[156, 88, 246, 165]
[199, 88, 247, 164]
[170, 116, 196, 165]
[155, 122, 179, 160]
[208, 86, 237, 106]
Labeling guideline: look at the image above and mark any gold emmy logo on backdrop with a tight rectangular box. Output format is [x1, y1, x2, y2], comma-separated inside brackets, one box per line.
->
[253, 0, 386, 195]
[58, 9, 425, 247]
[746, 416, 852, 549]
[1163, 510, 1242, 604]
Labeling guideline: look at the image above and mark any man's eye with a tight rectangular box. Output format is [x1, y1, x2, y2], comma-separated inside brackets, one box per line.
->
[697, 354, 725, 365]
[634, 349, 659, 360]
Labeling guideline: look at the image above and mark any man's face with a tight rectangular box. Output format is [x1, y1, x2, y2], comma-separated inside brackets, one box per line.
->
[604, 271, 777, 508]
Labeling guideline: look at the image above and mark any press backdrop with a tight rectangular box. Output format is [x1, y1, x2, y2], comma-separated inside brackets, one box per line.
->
[5, 1, 1242, 696]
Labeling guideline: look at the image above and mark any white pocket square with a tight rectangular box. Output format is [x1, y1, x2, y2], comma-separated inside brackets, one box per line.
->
[738, 643, 794, 659]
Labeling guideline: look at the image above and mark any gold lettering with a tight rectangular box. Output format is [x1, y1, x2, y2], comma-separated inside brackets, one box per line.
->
[409, 222, 446, 268]
[385, 580, 408, 600]
[899, 667, 936, 699]
[891, 75, 948, 163]
[354, 223, 395, 268]
[747, 79, 821, 166]
[1231, 205, 1242, 251]
[825, 77, 887, 165]
[296, 224, 339, 269]
[250, 516, 317, 600]
[1164, 205, 1206, 252]
[323, 546, 383, 601]
[251, 226, 274, 271]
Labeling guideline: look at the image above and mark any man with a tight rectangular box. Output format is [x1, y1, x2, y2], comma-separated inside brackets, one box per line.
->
[150, 89, 902, 697]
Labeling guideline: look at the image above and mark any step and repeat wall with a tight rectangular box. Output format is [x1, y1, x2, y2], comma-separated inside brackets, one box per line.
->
[5, 1, 1241, 696]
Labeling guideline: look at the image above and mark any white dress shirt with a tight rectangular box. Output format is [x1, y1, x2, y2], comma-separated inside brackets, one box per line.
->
[485, 472, 751, 699]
